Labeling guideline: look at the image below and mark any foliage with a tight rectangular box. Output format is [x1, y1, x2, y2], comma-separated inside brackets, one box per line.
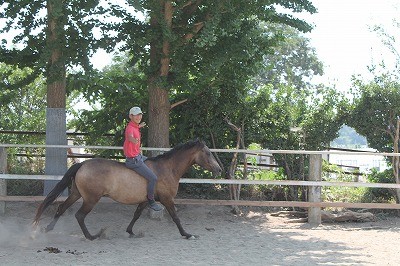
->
[242, 168, 290, 201]
[67, 55, 148, 157]
[363, 168, 396, 203]
[349, 75, 400, 153]
[322, 160, 368, 204]
[95, 0, 318, 147]
[0, 62, 47, 166]
[0, 0, 119, 75]
[0, 63, 46, 139]
[6, 154, 44, 196]
[177, 166, 230, 199]
[253, 23, 324, 90]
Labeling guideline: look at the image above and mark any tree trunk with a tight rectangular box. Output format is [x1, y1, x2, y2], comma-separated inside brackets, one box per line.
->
[44, 0, 67, 195]
[148, 81, 171, 150]
[147, 1, 172, 150]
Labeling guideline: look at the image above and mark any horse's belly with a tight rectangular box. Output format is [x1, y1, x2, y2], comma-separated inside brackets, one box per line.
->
[108, 177, 148, 204]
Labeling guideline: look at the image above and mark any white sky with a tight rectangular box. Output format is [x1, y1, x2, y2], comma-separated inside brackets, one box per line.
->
[299, 0, 399, 92]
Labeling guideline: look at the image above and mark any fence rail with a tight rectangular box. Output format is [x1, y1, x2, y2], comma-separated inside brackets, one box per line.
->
[1, 144, 400, 224]
[2, 174, 400, 188]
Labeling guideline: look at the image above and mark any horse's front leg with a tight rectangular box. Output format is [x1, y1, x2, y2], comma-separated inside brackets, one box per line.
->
[126, 202, 147, 237]
[162, 198, 198, 239]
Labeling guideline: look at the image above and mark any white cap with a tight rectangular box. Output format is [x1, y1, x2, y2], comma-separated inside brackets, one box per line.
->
[129, 106, 143, 115]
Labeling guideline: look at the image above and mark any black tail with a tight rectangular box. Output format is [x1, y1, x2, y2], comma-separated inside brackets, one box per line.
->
[33, 162, 83, 224]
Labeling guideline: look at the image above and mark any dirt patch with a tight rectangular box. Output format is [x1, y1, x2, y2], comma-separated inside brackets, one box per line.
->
[1, 201, 399, 265]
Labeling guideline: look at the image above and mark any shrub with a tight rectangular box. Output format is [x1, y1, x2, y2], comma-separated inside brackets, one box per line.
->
[362, 169, 396, 203]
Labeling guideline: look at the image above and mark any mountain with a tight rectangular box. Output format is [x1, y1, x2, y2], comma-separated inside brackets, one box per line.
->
[331, 125, 368, 148]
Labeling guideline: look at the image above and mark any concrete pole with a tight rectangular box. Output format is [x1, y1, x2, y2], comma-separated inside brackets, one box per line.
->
[44, 108, 68, 196]
[0, 147, 7, 214]
[308, 154, 322, 226]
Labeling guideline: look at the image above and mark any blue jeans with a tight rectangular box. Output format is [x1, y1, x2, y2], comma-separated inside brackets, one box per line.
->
[125, 155, 158, 200]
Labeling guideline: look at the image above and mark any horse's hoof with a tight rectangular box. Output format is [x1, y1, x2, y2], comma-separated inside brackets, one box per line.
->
[30, 227, 40, 239]
[97, 227, 108, 239]
[185, 235, 199, 240]
[86, 227, 108, 241]
[128, 232, 145, 238]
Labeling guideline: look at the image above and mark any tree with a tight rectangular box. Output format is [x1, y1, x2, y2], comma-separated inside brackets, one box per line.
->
[349, 75, 400, 202]
[67, 54, 148, 157]
[253, 23, 324, 90]
[0, 63, 47, 143]
[113, 0, 317, 149]
[2, 0, 317, 152]
[1, 0, 119, 193]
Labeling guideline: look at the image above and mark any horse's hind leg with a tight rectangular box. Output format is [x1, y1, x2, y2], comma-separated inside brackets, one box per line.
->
[126, 202, 147, 237]
[75, 199, 104, 240]
[45, 188, 81, 232]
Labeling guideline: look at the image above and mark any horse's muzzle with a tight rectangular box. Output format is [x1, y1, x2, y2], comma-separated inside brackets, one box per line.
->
[212, 165, 222, 177]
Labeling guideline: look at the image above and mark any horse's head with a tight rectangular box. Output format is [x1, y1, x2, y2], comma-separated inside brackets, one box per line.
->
[194, 142, 222, 177]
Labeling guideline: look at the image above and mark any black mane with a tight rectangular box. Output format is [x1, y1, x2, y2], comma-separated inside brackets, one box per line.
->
[147, 139, 205, 161]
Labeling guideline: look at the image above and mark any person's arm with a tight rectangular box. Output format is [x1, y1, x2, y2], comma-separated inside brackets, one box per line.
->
[126, 126, 140, 144]
[127, 134, 139, 144]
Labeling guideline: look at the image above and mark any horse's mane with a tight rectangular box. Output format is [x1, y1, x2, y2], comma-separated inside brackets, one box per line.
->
[147, 139, 205, 161]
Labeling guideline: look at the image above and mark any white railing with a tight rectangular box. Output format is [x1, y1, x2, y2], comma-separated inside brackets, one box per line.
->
[1, 144, 400, 225]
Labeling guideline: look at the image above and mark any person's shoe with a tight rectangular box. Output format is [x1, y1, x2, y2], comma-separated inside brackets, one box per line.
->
[148, 199, 163, 211]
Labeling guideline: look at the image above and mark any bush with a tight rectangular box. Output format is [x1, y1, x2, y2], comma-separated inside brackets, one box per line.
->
[322, 161, 368, 204]
[362, 169, 396, 203]
[6, 154, 44, 196]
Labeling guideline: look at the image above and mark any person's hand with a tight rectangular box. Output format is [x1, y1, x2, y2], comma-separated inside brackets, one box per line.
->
[139, 122, 146, 128]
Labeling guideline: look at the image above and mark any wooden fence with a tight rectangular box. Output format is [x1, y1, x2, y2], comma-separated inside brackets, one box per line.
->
[1, 144, 400, 226]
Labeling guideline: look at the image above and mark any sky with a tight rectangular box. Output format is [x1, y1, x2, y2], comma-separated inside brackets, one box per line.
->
[297, 0, 399, 92]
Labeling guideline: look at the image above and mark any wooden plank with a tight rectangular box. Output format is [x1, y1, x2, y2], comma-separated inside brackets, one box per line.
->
[2, 174, 400, 189]
[1, 196, 400, 210]
[0, 174, 63, 180]
[3, 143, 400, 156]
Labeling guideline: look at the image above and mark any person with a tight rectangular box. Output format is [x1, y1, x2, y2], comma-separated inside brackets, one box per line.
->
[123, 106, 163, 211]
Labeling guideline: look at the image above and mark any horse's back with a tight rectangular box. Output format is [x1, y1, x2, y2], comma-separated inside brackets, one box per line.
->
[75, 158, 148, 204]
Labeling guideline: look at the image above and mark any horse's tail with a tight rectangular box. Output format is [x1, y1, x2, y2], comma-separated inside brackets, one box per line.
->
[33, 162, 83, 225]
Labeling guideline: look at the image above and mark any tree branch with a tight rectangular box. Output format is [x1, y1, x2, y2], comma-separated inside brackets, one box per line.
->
[181, 0, 203, 13]
[183, 21, 205, 42]
[170, 98, 188, 109]
[224, 116, 241, 132]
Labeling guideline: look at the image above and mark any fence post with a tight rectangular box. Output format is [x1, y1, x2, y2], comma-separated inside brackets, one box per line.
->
[44, 108, 68, 196]
[0, 147, 7, 215]
[308, 154, 322, 226]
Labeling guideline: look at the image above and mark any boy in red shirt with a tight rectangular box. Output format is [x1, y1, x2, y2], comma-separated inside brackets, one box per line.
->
[123, 106, 163, 211]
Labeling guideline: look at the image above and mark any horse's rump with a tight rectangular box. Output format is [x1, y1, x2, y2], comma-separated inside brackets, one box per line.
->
[75, 158, 149, 204]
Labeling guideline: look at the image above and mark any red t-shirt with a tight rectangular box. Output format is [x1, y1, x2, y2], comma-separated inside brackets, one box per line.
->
[123, 121, 141, 157]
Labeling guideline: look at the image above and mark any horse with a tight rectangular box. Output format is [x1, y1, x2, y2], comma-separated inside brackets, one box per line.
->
[33, 139, 222, 240]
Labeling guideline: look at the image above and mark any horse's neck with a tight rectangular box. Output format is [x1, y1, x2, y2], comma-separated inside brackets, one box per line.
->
[163, 149, 195, 180]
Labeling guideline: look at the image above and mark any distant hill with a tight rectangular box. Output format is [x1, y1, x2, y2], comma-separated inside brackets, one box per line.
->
[331, 125, 368, 148]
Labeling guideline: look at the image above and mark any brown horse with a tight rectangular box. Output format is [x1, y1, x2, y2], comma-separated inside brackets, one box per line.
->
[33, 139, 222, 240]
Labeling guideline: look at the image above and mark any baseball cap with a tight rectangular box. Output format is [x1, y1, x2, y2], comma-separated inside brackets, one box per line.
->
[129, 106, 143, 115]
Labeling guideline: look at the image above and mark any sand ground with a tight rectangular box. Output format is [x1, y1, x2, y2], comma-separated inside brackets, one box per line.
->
[1, 201, 400, 266]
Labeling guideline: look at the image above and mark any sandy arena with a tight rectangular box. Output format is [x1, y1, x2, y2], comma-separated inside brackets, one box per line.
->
[1, 201, 400, 265]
